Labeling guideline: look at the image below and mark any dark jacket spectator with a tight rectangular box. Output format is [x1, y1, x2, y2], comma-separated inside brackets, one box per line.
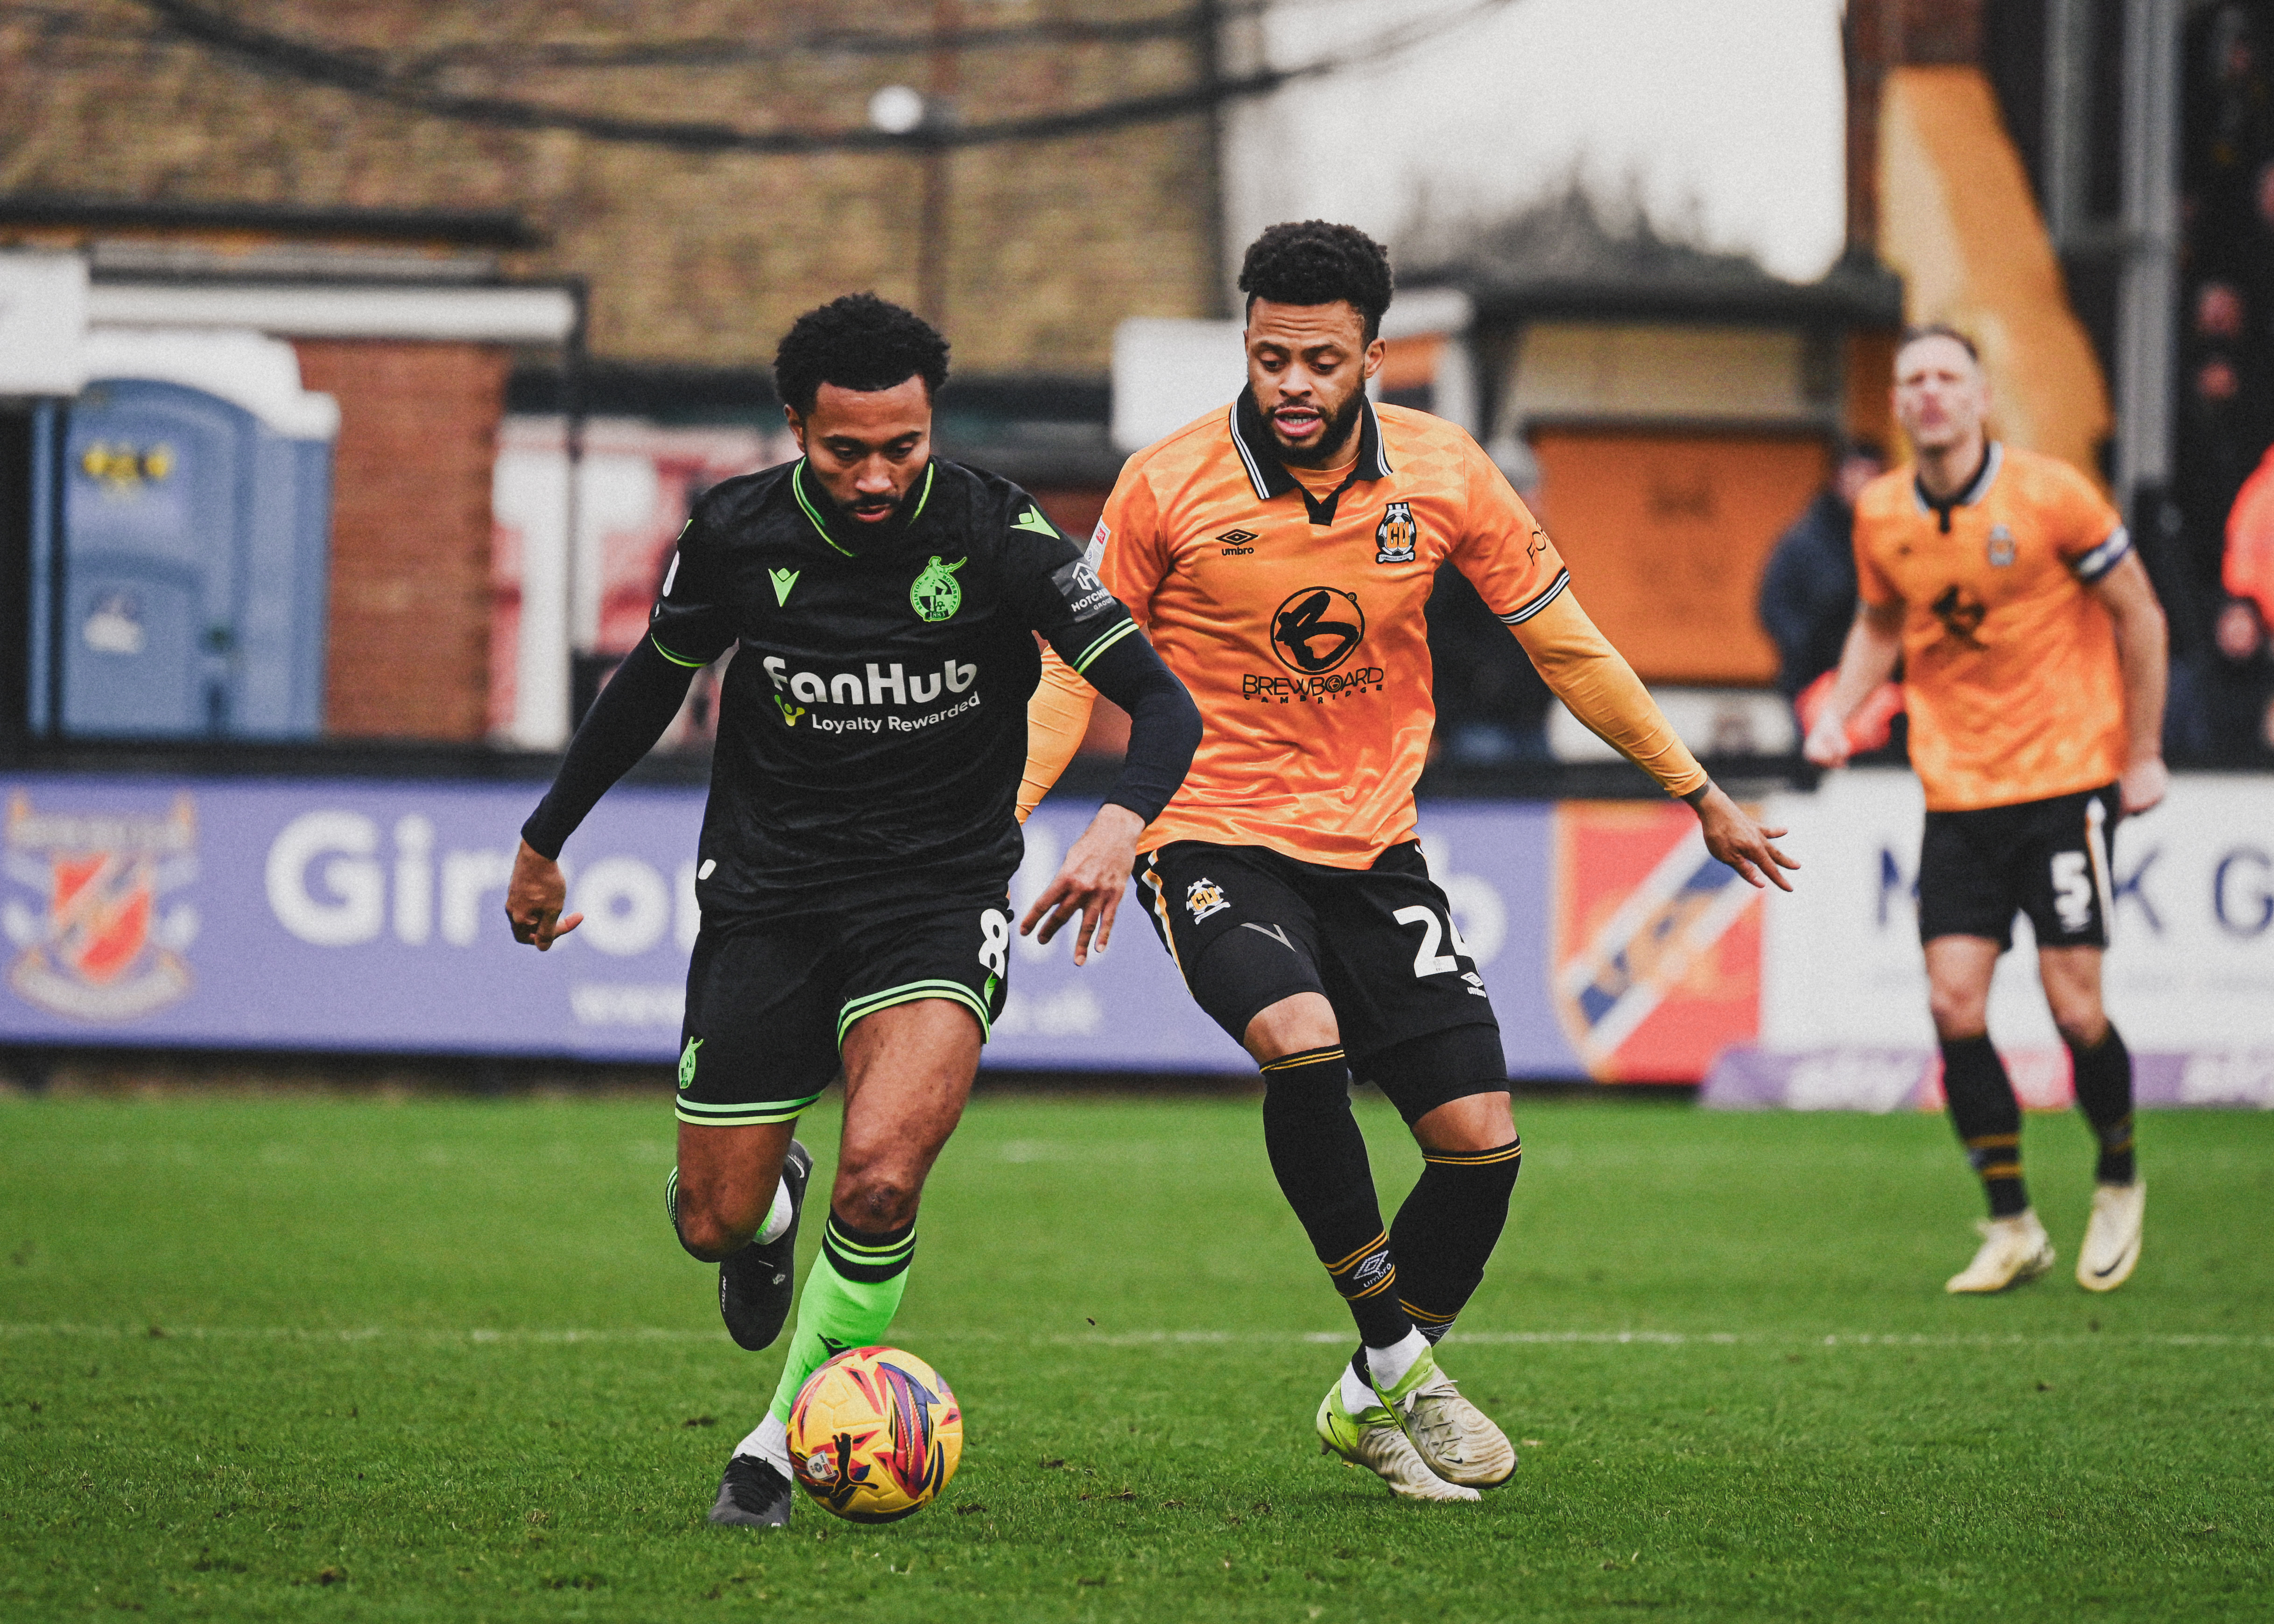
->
[1757, 445, 1885, 698]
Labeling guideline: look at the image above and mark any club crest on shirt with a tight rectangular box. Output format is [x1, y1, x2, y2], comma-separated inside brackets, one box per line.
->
[1986, 525, 2017, 567]
[909, 555, 966, 622]
[1185, 877, 1229, 922]
[1375, 500, 1418, 564]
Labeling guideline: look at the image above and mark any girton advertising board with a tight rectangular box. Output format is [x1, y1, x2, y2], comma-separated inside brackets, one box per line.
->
[0, 773, 1760, 1079]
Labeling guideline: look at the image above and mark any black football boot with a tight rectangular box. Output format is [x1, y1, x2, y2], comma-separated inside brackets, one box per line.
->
[709, 1452, 794, 1528]
[719, 1139, 813, 1351]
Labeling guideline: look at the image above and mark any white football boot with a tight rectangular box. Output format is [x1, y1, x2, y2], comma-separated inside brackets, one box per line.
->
[1945, 1210, 2056, 1294]
[1371, 1346, 1518, 1489]
[2075, 1181, 2145, 1293]
[1317, 1378, 1480, 1503]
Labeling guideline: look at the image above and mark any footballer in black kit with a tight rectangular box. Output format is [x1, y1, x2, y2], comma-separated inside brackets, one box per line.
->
[638, 452, 1151, 1122]
[508, 294, 1199, 1529]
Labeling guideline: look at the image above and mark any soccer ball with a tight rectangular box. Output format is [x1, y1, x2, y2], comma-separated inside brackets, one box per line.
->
[786, 1346, 963, 1522]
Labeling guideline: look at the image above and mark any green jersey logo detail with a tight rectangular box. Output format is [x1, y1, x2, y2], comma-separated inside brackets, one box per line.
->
[769, 568, 800, 606]
[678, 1036, 703, 1091]
[909, 555, 966, 622]
[1012, 506, 1057, 537]
[774, 693, 805, 727]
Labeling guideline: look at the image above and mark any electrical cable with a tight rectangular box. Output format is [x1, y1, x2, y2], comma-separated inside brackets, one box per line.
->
[120, 0, 1521, 155]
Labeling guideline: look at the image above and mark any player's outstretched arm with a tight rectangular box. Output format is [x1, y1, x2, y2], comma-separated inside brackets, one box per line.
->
[1510, 588, 1798, 890]
[1800, 602, 1905, 768]
[508, 636, 700, 949]
[1019, 632, 1200, 964]
[2090, 553, 2170, 814]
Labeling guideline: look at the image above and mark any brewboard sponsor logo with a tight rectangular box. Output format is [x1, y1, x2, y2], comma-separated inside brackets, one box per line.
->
[1269, 587, 1366, 674]
[2, 791, 197, 1020]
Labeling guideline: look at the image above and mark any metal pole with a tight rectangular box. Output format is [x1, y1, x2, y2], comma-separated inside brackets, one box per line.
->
[2113, 0, 2181, 504]
[2041, 0, 2094, 250]
[917, 0, 962, 328]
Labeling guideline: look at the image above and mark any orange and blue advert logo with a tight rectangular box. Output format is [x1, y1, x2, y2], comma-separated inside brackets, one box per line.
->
[1551, 801, 1761, 1083]
[3, 791, 198, 1022]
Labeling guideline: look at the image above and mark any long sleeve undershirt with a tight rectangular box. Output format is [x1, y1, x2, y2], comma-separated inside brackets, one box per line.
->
[1073, 629, 1200, 823]
[1511, 590, 1707, 797]
[521, 637, 697, 860]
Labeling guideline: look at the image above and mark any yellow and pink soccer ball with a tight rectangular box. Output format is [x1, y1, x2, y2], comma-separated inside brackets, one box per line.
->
[786, 1346, 962, 1523]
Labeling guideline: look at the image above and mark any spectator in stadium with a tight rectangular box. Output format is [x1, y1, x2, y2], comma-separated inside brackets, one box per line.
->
[1756, 440, 1887, 702]
[2207, 596, 2274, 762]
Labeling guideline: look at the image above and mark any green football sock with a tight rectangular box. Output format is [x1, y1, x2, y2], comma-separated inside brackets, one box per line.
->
[765, 1212, 917, 1423]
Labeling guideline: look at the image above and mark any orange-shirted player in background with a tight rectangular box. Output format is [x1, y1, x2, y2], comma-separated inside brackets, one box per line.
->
[1016, 222, 1795, 1503]
[1806, 325, 2168, 1296]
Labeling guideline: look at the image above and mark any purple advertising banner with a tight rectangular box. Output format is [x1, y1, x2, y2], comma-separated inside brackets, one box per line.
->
[0, 774, 1587, 1075]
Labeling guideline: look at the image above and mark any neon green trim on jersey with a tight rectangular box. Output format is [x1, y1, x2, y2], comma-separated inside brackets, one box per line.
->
[649, 634, 708, 668]
[792, 459, 934, 554]
[792, 460, 855, 556]
[837, 979, 991, 1045]
[1070, 618, 1141, 674]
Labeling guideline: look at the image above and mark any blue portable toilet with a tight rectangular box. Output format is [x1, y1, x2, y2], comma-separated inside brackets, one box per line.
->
[46, 344, 335, 739]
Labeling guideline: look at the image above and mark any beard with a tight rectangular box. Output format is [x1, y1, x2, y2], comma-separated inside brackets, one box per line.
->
[811, 471, 923, 550]
[1267, 387, 1368, 469]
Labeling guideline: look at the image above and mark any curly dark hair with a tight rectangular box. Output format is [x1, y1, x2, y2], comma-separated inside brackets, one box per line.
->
[774, 293, 951, 415]
[1237, 220, 1395, 342]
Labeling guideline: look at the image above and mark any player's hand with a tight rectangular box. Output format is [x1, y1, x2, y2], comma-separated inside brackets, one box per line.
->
[1690, 783, 1799, 892]
[2119, 756, 2168, 816]
[1021, 804, 1145, 966]
[1801, 713, 1851, 769]
[505, 839, 584, 949]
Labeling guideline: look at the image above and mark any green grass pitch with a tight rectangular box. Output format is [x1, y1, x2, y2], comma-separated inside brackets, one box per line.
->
[2, 1086, 2269, 1621]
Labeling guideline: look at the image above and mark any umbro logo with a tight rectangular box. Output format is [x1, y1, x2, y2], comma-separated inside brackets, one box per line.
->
[1217, 527, 1258, 556]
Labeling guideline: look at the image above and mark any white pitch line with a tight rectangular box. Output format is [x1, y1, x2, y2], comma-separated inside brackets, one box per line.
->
[2, 1324, 2269, 1350]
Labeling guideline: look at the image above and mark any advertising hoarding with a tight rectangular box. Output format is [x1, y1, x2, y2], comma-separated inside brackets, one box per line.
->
[1705, 770, 2274, 1109]
[0, 773, 1762, 1080]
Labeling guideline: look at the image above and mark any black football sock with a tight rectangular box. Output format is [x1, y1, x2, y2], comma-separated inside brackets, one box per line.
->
[1941, 1035, 2028, 1218]
[2066, 1023, 2137, 1185]
[1259, 1046, 1412, 1348]
[1388, 1139, 1523, 1343]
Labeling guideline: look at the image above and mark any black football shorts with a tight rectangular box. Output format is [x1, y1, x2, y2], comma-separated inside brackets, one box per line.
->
[673, 886, 1013, 1129]
[1133, 840, 1505, 1119]
[1917, 781, 2124, 951]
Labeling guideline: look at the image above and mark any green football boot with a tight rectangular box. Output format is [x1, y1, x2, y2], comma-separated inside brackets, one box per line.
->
[1316, 1373, 1480, 1503]
[1370, 1344, 1518, 1489]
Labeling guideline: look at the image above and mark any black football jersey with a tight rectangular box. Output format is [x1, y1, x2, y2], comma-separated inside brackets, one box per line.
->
[649, 457, 1137, 916]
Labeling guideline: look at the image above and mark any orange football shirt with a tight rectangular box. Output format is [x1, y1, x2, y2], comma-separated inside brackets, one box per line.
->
[1092, 395, 1581, 866]
[1852, 443, 2132, 812]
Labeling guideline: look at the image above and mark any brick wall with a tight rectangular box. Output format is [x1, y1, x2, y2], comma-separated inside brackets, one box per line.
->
[294, 342, 508, 741]
[1, 0, 1222, 373]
